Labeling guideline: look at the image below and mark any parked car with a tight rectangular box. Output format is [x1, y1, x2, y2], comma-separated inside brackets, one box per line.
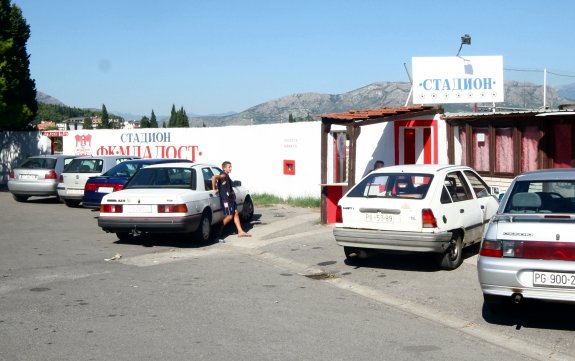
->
[57, 155, 139, 207]
[8, 154, 77, 202]
[478, 168, 575, 309]
[333, 164, 500, 270]
[82, 158, 193, 209]
[97, 162, 254, 242]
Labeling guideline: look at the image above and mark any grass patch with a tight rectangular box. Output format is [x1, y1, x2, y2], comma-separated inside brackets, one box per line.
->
[251, 193, 320, 208]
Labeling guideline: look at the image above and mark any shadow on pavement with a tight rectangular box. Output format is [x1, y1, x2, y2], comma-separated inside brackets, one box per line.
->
[482, 299, 575, 331]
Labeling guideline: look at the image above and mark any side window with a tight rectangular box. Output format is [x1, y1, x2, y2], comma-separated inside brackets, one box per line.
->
[201, 167, 215, 191]
[440, 187, 452, 204]
[444, 172, 472, 202]
[464, 170, 490, 198]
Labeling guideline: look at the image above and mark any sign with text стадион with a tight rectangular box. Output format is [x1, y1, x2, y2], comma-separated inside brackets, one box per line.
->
[412, 56, 504, 104]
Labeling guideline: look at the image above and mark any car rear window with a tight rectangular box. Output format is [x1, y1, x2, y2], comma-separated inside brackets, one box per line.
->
[126, 167, 195, 189]
[64, 159, 104, 173]
[504, 180, 575, 214]
[347, 173, 433, 199]
[19, 157, 56, 170]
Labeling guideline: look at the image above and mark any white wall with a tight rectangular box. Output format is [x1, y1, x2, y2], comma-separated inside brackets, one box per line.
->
[0, 131, 52, 186]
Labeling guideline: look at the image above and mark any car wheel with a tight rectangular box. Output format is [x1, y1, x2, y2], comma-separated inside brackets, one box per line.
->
[437, 232, 463, 270]
[194, 212, 212, 243]
[240, 197, 254, 222]
[12, 194, 29, 202]
[64, 199, 81, 208]
[116, 232, 133, 242]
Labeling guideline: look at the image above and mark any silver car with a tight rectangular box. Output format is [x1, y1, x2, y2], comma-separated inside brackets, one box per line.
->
[57, 155, 138, 207]
[478, 168, 575, 309]
[8, 155, 76, 202]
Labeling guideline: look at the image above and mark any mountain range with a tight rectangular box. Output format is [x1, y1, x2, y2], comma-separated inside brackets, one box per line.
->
[38, 80, 575, 127]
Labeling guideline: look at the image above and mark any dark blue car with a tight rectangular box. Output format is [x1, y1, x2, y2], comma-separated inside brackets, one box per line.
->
[82, 158, 192, 209]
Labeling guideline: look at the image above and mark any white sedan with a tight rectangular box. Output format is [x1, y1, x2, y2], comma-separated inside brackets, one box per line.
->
[97, 162, 254, 242]
[334, 164, 500, 270]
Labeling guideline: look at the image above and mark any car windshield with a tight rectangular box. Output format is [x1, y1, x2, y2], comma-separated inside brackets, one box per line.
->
[102, 162, 142, 178]
[64, 159, 104, 173]
[125, 167, 194, 189]
[19, 157, 56, 169]
[347, 173, 433, 199]
[503, 180, 575, 214]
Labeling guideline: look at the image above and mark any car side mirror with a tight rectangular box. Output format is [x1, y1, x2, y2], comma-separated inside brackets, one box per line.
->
[490, 186, 500, 196]
[233, 180, 242, 187]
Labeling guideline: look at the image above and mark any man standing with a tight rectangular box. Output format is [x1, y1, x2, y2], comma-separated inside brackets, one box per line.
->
[212, 161, 250, 242]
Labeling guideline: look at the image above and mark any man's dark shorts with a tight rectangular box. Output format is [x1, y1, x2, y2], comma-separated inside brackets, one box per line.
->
[223, 200, 237, 216]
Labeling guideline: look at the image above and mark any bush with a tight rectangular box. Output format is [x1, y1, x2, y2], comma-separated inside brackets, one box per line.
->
[251, 193, 320, 208]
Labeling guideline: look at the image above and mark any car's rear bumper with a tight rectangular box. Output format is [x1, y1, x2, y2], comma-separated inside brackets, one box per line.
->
[8, 181, 58, 196]
[333, 227, 452, 253]
[477, 256, 575, 302]
[98, 214, 201, 234]
[57, 187, 84, 200]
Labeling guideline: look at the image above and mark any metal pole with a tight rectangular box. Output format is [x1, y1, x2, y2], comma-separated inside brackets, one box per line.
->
[543, 68, 547, 109]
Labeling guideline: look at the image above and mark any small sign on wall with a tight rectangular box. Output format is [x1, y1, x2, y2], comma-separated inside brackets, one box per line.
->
[284, 160, 296, 175]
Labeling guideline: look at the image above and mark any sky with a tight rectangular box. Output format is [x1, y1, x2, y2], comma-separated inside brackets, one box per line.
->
[13, 0, 575, 118]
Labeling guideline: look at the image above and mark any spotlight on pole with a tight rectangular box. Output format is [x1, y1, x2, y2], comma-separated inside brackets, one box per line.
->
[457, 34, 471, 56]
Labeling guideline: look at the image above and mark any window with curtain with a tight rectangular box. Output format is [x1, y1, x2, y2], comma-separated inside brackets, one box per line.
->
[495, 127, 513, 173]
[521, 126, 540, 172]
[472, 127, 489, 172]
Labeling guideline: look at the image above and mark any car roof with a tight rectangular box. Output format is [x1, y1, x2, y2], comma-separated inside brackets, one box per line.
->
[27, 154, 75, 159]
[514, 168, 575, 181]
[371, 164, 473, 174]
[141, 162, 216, 169]
[114, 158, 192, 165]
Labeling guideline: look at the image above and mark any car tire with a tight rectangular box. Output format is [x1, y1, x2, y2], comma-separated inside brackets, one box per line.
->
[12, 194, 29, 202]
[437, 232, 463, 270]
[195, 212, 212, 243]
[116, 232, 133, 242]
[240, 196, 254, 222]
[64, 199, 81, 208]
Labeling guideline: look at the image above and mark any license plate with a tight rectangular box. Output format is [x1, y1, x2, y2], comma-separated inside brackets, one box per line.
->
[98, 187, 114, 193]
[124, 205, 152, 213]
[365, 213, 394, 223]
[20, 174, 38, 180]
[67, 188, 84, 195]
[533, 271, 575, 288]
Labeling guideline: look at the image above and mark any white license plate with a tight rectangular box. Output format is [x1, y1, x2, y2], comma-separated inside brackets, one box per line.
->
[98, 187, 114, 193]
[533, 271, 575, 288]
[124, 204, 152, 213]
[67, 188, 84, 195]
[365, 213, 394, 223]
[20, 174, 38, 180]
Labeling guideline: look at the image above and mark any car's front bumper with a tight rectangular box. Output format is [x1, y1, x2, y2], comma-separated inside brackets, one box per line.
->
[333, 227, 452, 253]
[98, 214, 201, 234]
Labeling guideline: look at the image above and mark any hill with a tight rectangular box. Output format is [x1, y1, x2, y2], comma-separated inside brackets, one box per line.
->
[190, 80, 574, 127]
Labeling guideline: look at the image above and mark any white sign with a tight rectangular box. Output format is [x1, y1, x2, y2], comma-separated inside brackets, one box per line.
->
[412, 56, 504, 104]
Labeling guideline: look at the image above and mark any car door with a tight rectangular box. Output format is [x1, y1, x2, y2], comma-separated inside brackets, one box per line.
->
[200, 166, 223, 223]
[463, 170, 499, 234]
[438, 171, 483, 245]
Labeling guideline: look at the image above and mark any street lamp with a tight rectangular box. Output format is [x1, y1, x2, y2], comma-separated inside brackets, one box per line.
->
[456, 34, 471, 56]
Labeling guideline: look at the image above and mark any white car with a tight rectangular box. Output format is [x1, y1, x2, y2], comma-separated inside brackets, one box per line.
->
[334, 164, 500, 270]
[97, 162, 254, 242]
[57, 155, 139, 207]
[478, 168, 575, 309]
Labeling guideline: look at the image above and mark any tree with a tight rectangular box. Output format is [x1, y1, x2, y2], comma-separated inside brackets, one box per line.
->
[98, 104, 110, 129]
[140, 116, 150, 128]
[82, 117, 92, 129]
[177, 106, 189, 127]
[149, 110, 158, 128]
[288, 113, 294, 123]
[0, 0, 37, 130]
[168, 104, 176, 127]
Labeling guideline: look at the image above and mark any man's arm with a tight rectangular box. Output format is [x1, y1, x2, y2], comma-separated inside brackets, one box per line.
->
[211, 175, 219, 192]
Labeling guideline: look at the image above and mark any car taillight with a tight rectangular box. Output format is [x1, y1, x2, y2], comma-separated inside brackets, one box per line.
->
[84, 183, 98, 191]
[100, 204, 123, 213]
[85, 183, 126, 192]
[336, 205, 343, 223]
[157, 204, 188, 213]
[45, 170, 57, 180]
[421, 208, 437, 228]
[480, 239, 503, 257]
[59, 174, 64, 182]
[9, 170, 14, 180]
[481, 240, 575, 260]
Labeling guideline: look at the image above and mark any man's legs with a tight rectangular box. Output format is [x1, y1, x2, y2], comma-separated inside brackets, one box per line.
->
[233, 210, 249, 236]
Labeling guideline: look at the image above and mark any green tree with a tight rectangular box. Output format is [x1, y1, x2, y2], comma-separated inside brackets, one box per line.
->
[149, 110, 158, 128]
[177, 106, 189, 127]
[168, 104, 176, 127]
[288, 113, 294, 123]
[82, 117, 92, 129]
[0, 0, 37, 130]
[98, 104, 110, 129]
[140, 115, 150, 128]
